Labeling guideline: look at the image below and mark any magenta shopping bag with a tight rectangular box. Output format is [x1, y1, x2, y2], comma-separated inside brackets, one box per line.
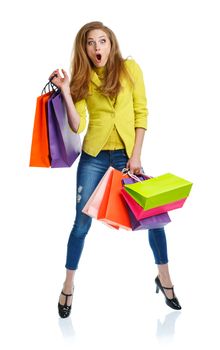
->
[47, 90, 81, 167]
[121, 187, 186, 220]
[122, 177, 171, 229]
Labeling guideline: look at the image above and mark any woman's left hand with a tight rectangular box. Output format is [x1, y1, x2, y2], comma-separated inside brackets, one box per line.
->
[126, 156, 142, 174]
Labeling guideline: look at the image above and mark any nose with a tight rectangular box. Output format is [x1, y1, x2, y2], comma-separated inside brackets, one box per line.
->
[95, 42, 101, 51]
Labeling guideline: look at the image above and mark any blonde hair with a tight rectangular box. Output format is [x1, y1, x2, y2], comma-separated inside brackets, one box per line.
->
[69, 21, 133, 102]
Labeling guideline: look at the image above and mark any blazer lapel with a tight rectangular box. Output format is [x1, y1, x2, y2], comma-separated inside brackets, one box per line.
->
[91, 71, 102, 87]
[90, 71, 114, 109]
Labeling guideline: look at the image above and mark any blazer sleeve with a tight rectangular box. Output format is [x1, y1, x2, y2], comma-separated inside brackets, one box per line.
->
[132, 61, 148, 129]
[75, 98, 87, 134]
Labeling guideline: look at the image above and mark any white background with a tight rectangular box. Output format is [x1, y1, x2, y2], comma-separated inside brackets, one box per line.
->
[1, 0, 219, 349]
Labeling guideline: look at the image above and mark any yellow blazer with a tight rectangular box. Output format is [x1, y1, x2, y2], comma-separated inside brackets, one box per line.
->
[75, 59, 148, 157]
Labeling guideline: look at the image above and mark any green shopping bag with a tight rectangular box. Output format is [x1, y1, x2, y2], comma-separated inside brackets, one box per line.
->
[124, 173, 193, 211]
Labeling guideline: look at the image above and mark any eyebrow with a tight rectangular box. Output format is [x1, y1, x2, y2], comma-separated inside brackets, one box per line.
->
[87, 35, 106, 40]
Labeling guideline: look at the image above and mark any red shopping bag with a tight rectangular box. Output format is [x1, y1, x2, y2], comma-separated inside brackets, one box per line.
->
[29, 92, 52, 167]
[97, 168, 131, 230]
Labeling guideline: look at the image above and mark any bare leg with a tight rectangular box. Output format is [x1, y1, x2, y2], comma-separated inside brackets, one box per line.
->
[59, 269, 75, 306]
[157, 264, 174, 299]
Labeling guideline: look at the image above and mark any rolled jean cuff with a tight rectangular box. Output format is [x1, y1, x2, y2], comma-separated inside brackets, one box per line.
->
[65, 264, 78, 270]
[154, 258, 169, 265]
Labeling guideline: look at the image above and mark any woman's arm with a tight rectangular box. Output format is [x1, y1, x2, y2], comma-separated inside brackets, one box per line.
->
[49, 69, 81, 133]
[127, 61, 148, 174]
[61, 90, 80, 133]
[126, 127, 146, 174]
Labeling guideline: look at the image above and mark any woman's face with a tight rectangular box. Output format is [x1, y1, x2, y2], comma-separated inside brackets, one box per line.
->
[86, 29, 111, 67]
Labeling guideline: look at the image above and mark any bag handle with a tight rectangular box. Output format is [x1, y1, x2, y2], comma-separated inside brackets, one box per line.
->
[122, 168, 151, 182]
[41, 76, 59, 95]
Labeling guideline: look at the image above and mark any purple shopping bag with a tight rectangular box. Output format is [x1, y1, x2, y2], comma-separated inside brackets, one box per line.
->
[126, 204, 171, 230]
[122, 177, 171, 230]
[47, 91, 81, 167]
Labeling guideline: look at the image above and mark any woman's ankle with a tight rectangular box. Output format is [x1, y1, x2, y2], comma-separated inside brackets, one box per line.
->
[63, 281, 74, 293]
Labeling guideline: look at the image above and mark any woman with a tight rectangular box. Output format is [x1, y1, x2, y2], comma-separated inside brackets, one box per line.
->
[49, 21, 181, 318]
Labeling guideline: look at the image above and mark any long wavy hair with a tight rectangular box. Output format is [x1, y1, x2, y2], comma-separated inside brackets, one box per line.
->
[69, 21, 133, 102]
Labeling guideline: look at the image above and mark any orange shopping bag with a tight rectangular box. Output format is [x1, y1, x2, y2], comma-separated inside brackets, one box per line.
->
[29, 92, 53, 167]
[97, 167, 131, 230]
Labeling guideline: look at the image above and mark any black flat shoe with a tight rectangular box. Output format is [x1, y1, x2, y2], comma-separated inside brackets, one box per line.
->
[155, 276, 182, 310]
[58, 289, 74, 318]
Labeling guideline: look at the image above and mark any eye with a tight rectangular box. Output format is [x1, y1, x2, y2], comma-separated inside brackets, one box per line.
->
[87, 41, 95, 46]
[100, 39, 106, 44]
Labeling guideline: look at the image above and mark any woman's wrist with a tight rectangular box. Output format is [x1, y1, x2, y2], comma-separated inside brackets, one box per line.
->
[61, 86, 71, 96]
[131, 151, 141, 160]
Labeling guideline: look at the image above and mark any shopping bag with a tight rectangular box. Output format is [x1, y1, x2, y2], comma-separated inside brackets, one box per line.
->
[126, 206, 171, 230]
[82, 167, 128, 230]
[122, 177, 171, 229]
[82, 166, 113, 218]
[47, 90, 81, 167]
[97, 168, 131, 230]
[123, 173, 193, 210]
[121, 187, 187, 220]
[29, 92, 52, 167]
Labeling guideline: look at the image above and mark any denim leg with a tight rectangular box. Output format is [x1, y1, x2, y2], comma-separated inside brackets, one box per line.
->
[65, 151, 110, 270]
[148, 227, 168, 264]
[138, 167, 169, 264]
[65, 149, 169, 269]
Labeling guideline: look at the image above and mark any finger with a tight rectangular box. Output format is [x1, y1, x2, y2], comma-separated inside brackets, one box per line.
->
[131, 167, 141, 175]
[51, 75, 58, 82]
[49, 73, 58, 81]
[49, 69, 58, 77]
[49, 69, 60, 81]
[61, 69, 67, 77]
[134, 168, 141, 174]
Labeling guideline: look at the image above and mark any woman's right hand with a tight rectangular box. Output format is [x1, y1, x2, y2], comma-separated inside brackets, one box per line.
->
[49, 69, 70, 94]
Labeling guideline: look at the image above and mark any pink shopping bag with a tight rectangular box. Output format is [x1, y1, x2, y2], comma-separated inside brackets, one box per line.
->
[82, 166, 113, 218]
[121, 187, 186, 220]
[82, 166, 120, 229]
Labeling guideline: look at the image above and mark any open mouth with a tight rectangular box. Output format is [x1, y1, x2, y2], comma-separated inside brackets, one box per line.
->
[96, 54, 102, 62]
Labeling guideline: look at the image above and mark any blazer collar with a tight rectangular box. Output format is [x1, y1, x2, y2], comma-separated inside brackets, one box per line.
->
[91, 71, 102, 87]
[90, 70, 117, 110]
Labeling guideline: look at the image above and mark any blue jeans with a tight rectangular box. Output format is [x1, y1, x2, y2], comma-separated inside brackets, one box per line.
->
[65, 150, 168, 270]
